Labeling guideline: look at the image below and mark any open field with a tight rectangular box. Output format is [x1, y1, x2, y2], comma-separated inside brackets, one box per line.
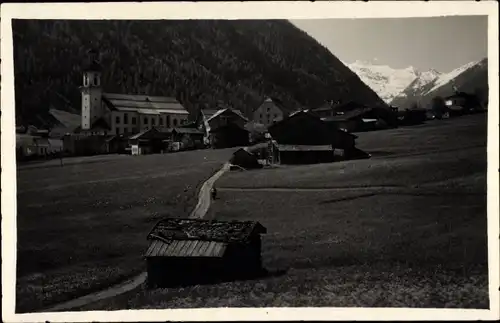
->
[15, 148, 236, 313]
[79, 114, 488, 309]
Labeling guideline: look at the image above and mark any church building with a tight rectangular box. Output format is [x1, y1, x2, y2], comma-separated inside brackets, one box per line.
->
[76, 49, 190, 137]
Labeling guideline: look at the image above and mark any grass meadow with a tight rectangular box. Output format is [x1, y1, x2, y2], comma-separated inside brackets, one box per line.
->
[15, 148, 235, 312]
[78, 114, 489, 309]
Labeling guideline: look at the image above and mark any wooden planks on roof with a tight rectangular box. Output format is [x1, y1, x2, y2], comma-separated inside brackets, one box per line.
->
[145, 239, 227, 258]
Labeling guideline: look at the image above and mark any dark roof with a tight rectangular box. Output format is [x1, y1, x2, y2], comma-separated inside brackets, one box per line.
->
[128, 127, 170, 140]
[330, 101, 370, 113]
[444, 91, 479, 101]
[168, 127, 204, 135]
[268, 110, 357, 147]
[147, 218, 267, 244]
[321, 108, 371, 122]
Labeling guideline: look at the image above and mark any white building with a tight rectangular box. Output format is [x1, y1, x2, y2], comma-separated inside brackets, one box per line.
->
[79, 49, 190, 136]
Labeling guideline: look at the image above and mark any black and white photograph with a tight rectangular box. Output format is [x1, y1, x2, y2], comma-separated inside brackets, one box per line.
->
[1, 1, 499, 322]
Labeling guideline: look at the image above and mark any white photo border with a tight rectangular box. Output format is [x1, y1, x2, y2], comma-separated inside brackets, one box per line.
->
[1, 1, 499, 322]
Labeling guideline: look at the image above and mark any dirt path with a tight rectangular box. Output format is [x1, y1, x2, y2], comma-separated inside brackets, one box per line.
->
[43, 163, 230, 312]
[190, 163, 230, 218]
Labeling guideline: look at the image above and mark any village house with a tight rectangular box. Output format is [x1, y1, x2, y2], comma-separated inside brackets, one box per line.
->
[128, 128, 171, 155]
[252, 97, 292, 127]
[16, 133, 64, 160]
[166, 127, 206, 150]
[267, 110, 367, 164]
[444, 91, 483, 115]
[204, 107, 250, 148]
[145, 218, 267, 288]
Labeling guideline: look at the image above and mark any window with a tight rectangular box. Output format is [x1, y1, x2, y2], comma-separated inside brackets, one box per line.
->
[173, 119, 178, 126]
[152, 118, 156, 126]
[124, 113, 129, 124]
[131, 117, 137, 125]
[144, 117, 148, 124]
[267, 114, 270, 120]
[93, 74, 100, 86]
[115, 116, 120, 124]
[83, 74, 89, 87]
[115, 128, 119, 135]
[159, 117, 164, 125]
[166, 116, 171, 127]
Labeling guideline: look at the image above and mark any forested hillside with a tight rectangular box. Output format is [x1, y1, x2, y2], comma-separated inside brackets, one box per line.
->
[13, 19, 387, 127]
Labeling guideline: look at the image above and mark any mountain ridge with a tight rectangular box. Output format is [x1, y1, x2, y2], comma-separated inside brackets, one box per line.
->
[345, 60, 440, 104]
[391, 58, 488, 109]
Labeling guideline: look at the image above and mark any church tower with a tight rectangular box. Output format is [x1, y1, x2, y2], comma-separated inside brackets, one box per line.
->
[80, 49, 103, 130]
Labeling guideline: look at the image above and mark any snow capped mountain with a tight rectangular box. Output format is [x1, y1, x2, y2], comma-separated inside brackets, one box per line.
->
[391, 58, 488, 109]
[391, 69, 441, 104]
[346, 60, 434, 103]
[423, 60, 481, 95]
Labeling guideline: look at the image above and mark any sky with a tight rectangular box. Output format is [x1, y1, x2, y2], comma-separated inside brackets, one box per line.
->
[291, 16, 488, 73]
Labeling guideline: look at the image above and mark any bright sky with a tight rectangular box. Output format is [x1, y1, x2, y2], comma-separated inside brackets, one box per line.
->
[291, 16, 488, 73]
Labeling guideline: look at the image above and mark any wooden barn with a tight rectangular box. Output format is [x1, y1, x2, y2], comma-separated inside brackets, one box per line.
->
[267, 110, 362, 165]
[397, 108, 428, 126]
[145, 218, 267, 288]
[129, 127, 170, 155]
[165, 127, 206, 150]
[209, 123, 250, 149]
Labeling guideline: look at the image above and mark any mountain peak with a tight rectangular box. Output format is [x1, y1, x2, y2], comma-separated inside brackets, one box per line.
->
[347, 61, 421, 103]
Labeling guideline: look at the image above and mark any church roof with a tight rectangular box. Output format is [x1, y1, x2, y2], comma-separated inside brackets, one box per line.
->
[102, 93, 189, 115]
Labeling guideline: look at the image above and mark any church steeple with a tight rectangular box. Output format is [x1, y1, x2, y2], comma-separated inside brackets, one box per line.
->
[81, 48, 103, 130]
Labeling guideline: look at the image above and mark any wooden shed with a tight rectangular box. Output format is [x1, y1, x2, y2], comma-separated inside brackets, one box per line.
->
[145, 218, 267, 288]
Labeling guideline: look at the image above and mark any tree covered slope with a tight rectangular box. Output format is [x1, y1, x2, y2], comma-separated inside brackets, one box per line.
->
[13, 19, 388, 127]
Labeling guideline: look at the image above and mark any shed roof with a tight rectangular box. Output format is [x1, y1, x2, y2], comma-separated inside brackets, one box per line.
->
[145, 239, 227, 258]
[147, 218, 267, 244]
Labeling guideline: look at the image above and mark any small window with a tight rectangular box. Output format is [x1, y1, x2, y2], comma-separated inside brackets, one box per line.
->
[93, 74, 100, 86]
[115, 128, 119, 135]
[131, 117, 137, 125]
[166, 116, 171, 127]
[144, 117, 148, 125]
[173, 119, 178, 126]
[124, 113, 129, 124]
[159, 118, 164, 125]
[115, 116, 120, 124]
[152, 118, 156, 126]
